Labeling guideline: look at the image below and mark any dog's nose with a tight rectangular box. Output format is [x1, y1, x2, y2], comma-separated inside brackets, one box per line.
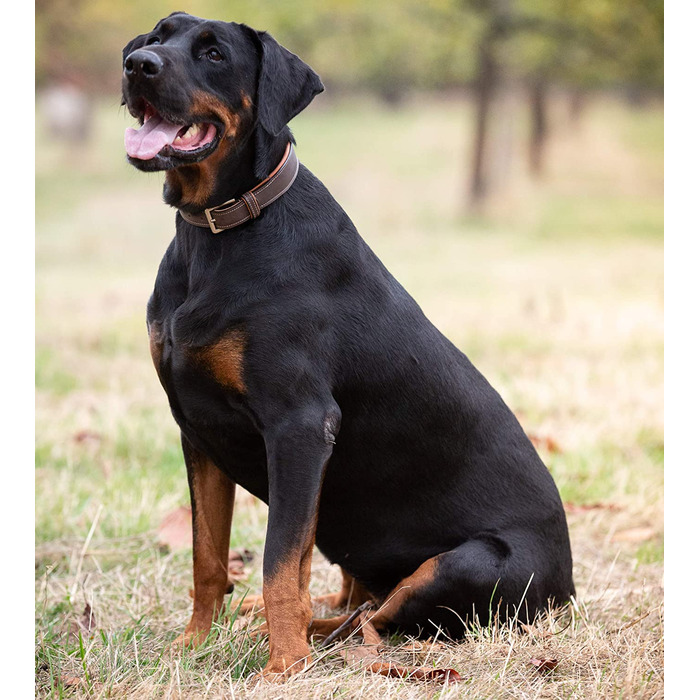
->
[124, 49, 164, 80]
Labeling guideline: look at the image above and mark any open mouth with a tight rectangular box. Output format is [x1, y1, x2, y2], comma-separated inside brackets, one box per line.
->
[125, 102, 219, 163]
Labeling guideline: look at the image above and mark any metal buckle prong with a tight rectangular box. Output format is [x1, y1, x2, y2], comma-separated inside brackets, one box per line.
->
[204, 207, 224, 234]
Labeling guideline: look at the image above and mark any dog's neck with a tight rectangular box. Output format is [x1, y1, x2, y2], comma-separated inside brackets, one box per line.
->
[163, 127, 290, 215]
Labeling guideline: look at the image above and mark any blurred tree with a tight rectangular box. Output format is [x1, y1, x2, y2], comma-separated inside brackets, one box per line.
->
[458, 0, 663, 206]
[36, 0, 662, 208]
[35, 0, 479, 95]
[35, 0, 662, 99]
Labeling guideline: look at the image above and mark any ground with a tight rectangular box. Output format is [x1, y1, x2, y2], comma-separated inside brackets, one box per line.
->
[36, 92, 663, 698]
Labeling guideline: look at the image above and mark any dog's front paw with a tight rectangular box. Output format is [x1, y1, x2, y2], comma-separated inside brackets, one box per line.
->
[256, 650, 311, 681]
[170, 625, 210, 652]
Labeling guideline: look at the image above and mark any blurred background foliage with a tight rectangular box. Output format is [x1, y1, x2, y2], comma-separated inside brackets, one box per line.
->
[35, 0, 663, 208]
[36, 0, 663, 93]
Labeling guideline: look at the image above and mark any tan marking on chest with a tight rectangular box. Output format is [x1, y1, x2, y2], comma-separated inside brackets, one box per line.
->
[148, 321, 164, 380]
[190, 329, 247, 393]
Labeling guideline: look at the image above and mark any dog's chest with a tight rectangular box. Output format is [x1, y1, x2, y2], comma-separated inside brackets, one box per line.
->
[147, 312, 269, 496]
[148, 315, 248, 422]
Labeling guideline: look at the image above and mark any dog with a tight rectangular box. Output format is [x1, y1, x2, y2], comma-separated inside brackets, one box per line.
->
[122, 12, 575, 679]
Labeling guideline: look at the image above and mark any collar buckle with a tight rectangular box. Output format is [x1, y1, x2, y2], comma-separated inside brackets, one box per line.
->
[204, 204, 229, 234]
[204, 207, 222, 234]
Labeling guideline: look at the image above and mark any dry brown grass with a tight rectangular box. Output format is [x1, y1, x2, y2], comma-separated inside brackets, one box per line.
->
[36, 93, 663, 698]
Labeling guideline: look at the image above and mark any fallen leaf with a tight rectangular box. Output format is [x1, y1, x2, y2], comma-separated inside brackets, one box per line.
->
[366, 660, 461, 682]
[612, 527, 655, 543]
[78, 603, 97, 635]
[157, 506, 192, 551]
[60, 676, 84, 688]
[66, 603, 98, 640]
[229, 549, 255, 564]
[228, 567, 249, 583]
[228, 549, 253, 582]
[530, 656, 559, 673]
[73, 430, 102, 444]
[527, 433, 561, 453]
[341, 647, 461, 682]
[339, 611, 461, 683]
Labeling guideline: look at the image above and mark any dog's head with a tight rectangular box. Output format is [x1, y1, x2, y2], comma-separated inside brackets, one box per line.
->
[121, 12, 323, 186]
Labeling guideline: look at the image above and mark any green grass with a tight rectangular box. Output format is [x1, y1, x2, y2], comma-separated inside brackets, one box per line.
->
[36, 347, 80, 396]
[36, 92, 663, 698]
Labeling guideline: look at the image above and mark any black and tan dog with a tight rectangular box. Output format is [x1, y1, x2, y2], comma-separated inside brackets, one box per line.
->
[122, 12, 574, 679]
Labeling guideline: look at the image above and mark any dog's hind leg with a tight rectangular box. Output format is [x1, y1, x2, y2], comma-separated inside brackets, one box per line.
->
[367, 538, 522, 639]
[312, 568, 372, 612]
[233, 568, 371, 645]
[235, 594, 266, 615]
[236, 567, 371, 617]
[172, 435, 235, 649]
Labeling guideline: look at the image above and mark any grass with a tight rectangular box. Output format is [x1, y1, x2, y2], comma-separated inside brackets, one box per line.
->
[36, 91, 663, 698]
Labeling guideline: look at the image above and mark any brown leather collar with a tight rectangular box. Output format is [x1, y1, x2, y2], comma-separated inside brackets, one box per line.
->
[178, 143, 299, 234]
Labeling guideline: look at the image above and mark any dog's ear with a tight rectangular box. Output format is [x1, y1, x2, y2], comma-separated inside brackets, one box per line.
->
[122, 33, 148, 64]
[242, 27, 323, 178]
[253, 30, 324, 136]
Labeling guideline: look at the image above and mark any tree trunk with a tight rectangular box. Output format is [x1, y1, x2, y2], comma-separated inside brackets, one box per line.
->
[568, 87, 586, 128]
[528, 77, 548, 178]
[470, 38, 498, 208]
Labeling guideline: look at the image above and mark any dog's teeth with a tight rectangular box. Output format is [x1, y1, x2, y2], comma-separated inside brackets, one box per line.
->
[174, 124, 201, 144]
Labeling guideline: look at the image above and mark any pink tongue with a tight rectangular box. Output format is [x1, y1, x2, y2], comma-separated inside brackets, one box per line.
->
[125, 114, 184, 160]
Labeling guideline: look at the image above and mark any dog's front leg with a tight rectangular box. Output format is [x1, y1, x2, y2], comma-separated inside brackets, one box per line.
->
[173, 433, 235, 649]
[260, 406, 338, 679]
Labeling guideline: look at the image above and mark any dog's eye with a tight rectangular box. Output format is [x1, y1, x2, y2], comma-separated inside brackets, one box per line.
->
[206, 47, 223, 62]
[147, 37, 160, 45]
